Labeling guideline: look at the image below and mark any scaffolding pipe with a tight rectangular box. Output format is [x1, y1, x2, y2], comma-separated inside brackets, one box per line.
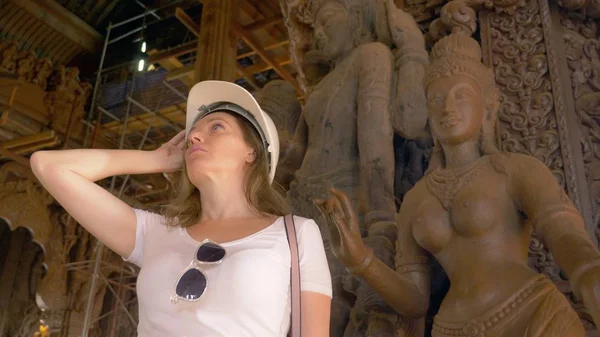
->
[83, 68, 136, 337]
[127, 96, 182, 132]
[119, 87, 167, 196]
[97, 107, 154, 144]
[81, 241, 103, 337]
[110, 70, 137, 191]
[162, 80, 188, 100]
[108, 268, 126, 337]
[85, 23, 112, 148]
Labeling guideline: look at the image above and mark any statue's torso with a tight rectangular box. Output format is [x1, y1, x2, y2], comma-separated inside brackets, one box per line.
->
[297, 51, 362, 178]
[408, 155, 539, 321]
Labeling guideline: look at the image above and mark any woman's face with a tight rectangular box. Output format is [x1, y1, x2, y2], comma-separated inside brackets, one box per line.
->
[427, 75, 485, 146]
[313, 2, 352, 60]
[185, 112, 255, 182]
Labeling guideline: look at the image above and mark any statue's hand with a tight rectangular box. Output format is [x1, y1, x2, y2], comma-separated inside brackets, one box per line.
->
[575, 264, 600, 327]
[384, 0, 424, 48]
[315, 188, 368, 268]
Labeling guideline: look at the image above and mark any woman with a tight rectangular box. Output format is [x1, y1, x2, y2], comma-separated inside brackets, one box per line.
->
[317, 34, 600, 336]
[31, 80, 332, 337]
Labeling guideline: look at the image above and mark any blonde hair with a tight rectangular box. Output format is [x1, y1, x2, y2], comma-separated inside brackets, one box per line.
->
[161, 114, 290, 227]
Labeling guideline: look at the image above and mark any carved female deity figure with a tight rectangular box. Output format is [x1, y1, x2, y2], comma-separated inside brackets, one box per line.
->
[317, 33, 600, 336]
[17, 50, 36, 82]
[33, 58, 53, 90]
[0, 40, 19, 73]
[278, 0, 429, 334]
[256, 79, 302, 158]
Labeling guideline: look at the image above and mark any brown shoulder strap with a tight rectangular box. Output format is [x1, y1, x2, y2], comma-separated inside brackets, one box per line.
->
[284, 214, 301, 337]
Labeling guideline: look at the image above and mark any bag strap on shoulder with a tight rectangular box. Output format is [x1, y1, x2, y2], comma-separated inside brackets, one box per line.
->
[284, 214, 301, 337]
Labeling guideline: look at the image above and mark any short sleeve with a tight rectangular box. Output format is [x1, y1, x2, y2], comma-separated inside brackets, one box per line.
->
[296, 217, 333, 298]
[123, 208, 163, 268]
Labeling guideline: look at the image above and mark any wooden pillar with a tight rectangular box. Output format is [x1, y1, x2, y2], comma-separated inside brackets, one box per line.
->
[0, 229, 26, 336]
[194, 0, 237, 84]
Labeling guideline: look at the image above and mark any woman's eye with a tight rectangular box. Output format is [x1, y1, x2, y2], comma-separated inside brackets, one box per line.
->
[211, 123, 224, 131]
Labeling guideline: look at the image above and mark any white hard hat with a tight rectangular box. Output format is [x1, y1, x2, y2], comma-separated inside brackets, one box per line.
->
[185, 80, 280, 183]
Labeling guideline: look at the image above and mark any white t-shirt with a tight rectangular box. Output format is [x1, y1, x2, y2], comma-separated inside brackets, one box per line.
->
[124, 209, 333, 337]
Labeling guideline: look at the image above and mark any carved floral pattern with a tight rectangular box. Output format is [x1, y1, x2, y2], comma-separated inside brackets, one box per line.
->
[480, 0, 598, 333]
[483, 1, 566, 189]
[561, 13, 600, 240]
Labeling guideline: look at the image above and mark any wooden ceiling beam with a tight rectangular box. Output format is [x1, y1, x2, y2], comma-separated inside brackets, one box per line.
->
[239, 0, 284, 39]
[149, 36, 288, 66]
[175, 7, 200, 37]
[236, 65, 261, 91]
[243, 15, 283, 31]
[0, 146, 30, 168]
[237, 39, 289, 59]
[244, 55, 291, 75]
[232, 22, 301, 94]
[165, 53, 291, 82]
[87, 0, 109, 24]
[95, 0, 120, 27]
[10, 0, 102, 53]
[148, 40, 198, 63]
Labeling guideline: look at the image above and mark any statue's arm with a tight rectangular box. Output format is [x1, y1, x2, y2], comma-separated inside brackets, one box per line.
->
[385, 5, 429, 139]
[352, 189, 431, 317]
[275, 113, 308, 188]
[508, 153, 600, 317]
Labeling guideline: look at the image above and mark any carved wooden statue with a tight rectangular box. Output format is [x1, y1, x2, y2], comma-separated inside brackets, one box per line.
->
[33, 58, 53, 90]
[278, 0, 429, 335]
[0, 40, 19, 73]
[256, 79, 302, 159]
[17, 50, 36, 82]
[317, 33, 600, 336]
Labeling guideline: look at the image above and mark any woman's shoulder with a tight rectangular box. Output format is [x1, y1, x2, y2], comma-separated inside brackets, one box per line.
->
[133, 208, 170, 229]
[287, 214, 318, 229]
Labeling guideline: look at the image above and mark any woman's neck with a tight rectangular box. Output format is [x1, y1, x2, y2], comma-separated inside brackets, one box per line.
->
[196, 177, 256, 222]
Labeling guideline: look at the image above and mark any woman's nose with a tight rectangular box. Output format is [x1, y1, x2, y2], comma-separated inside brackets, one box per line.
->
[189, 132, 204, 144]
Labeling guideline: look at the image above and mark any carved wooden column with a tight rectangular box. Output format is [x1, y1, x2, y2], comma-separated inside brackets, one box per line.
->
[478, 0, 594, 243]
[477, 0, 598, 332]
[193, 0, 237, 84]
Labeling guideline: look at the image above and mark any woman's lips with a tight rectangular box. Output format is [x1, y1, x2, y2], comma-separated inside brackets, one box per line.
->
[188, 145, 207, 154]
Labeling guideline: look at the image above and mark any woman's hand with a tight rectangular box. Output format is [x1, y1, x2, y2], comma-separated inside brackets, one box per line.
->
[154, 130, 186, 172]
[315, 188, 368, 269]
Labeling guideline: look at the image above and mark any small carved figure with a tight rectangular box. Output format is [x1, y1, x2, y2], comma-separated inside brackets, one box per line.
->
[34, 58, 53, 90]
[0, 40, 19, 73]
[17, 50, 36, 82]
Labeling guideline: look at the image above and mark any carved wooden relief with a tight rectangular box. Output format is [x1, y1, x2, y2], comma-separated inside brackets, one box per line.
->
[479, 0, 600, 333]
[0, 161, 115, 336]
[561, 11, 600, 239]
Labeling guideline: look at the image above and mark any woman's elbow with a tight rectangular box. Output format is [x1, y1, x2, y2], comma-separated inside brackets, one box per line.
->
[30, 150, 57, 179]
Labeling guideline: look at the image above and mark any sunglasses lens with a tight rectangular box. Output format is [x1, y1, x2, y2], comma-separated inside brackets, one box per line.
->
[196, 242, 226, 262]
[175, 269, 207, 300]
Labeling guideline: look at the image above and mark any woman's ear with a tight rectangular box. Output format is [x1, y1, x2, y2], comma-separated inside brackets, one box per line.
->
[245, 150, 257, 164]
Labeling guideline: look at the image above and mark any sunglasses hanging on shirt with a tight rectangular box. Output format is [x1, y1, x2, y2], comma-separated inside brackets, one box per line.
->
[170, 239, 227, 304]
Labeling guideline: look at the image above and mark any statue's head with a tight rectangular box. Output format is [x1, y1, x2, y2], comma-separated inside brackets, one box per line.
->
[66, 67, 79, 79]
[303, 0, 377, 60]
[424, 34, 501, 170]
[256, 80, 302, 155]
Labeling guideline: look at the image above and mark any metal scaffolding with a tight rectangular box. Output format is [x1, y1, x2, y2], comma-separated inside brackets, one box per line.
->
[62, 4, 189, 336]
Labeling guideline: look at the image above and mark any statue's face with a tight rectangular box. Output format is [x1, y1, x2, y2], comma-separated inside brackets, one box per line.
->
[427, 75, 485, 145]
[313, 2, 352, 60]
